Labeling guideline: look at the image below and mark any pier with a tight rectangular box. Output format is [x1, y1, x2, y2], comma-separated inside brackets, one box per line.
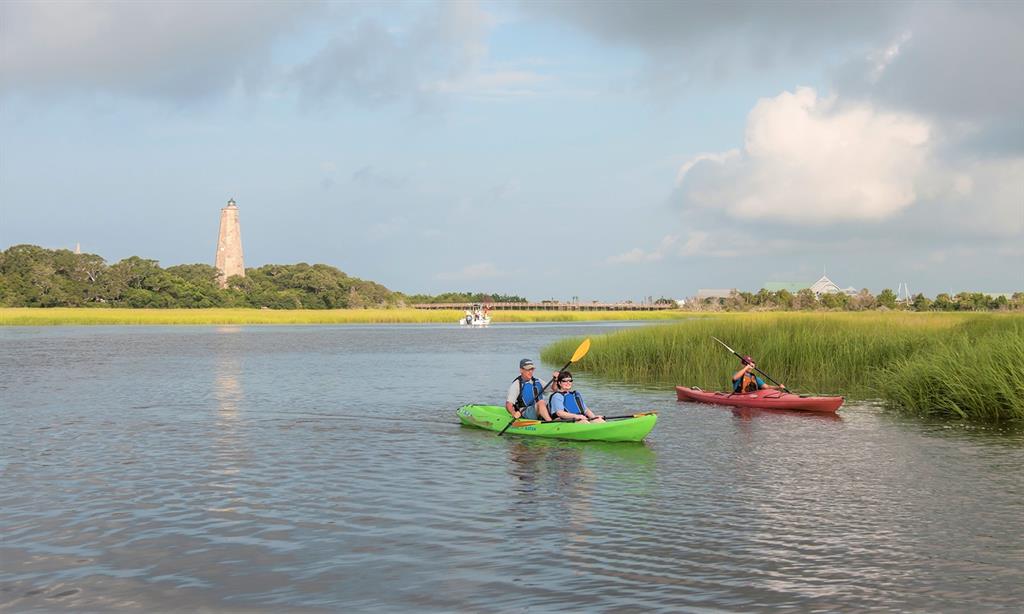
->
[410, 302, 675, 311]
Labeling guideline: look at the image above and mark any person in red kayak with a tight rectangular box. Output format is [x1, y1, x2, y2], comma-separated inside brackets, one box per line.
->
[732, 356, 785, 393]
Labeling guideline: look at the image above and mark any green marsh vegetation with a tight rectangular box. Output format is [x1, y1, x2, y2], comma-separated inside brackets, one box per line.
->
[541, 312, 1024, 424]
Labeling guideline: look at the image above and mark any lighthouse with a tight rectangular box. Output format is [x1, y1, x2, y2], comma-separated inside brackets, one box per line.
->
[215, 198, 245, 288]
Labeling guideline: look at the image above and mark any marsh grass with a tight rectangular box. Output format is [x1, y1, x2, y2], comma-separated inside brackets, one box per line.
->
[541, 312, 1024, 423]
[0, 307, 692, 326]
[874, 320, 1024, 422]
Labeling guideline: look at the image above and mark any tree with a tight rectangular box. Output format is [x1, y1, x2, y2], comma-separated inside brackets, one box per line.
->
[775, 289, 794, 310]
[795, 288, 818, 310]
[912, 293, 932, 311]
[850, 289, 876, 311]
[933, 293, 955, 311]
[819, 291, 850, 310]
[877, 288, 898, 309]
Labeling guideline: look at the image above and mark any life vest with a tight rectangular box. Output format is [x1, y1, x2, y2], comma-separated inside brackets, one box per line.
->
[735, 372, 760, 393]
[549, 390, 584, 416]
[514, 376, 543, 410]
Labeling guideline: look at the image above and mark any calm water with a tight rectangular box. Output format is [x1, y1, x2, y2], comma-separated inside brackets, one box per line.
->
[2, 323, 1022, 612]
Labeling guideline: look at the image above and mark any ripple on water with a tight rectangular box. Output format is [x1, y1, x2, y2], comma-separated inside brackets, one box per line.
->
[2, 324, 1023, 610]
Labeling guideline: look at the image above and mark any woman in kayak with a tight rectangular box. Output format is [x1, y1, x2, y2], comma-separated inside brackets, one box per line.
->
[732, 356, 785, 393]
[548, 371, 604, 423]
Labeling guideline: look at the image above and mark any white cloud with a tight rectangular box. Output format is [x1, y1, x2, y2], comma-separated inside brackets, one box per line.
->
[429, 69, 553, 100]
[677, 87, 932, 224]
[0, 2, 319, 100]
[608, 232, 739, 264]
[925, 157, 1024, 238]
[436, 262, 503, 281]
[868, 31, 912, 84]
[608, 235, 677, 263]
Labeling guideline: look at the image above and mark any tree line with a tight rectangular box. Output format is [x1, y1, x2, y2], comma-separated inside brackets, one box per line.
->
[0, 245, 404, 308]
[0, 245, 518, 309]
[688, 287, 1024, 312]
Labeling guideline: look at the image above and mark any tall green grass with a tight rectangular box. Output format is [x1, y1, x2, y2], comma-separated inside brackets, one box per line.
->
[874, 323, 1024, 422]
[0, 307, 692, 326]
[541, 312, 1024, 423]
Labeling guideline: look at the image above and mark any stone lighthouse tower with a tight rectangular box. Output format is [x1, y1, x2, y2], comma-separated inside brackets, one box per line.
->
[215, 198, 245, 288]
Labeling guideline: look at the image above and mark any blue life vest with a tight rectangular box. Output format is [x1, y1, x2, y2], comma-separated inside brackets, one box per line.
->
[514, 376, 543, 410]
[549, 390, 585, 416]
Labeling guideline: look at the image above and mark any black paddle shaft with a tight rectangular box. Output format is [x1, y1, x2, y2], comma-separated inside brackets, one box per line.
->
[711, 336, 791, 393]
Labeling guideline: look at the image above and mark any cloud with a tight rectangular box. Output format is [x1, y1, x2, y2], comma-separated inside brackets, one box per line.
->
[429, 69, 553, 100]
[352, 165, 408, 189]
[289, 1, 495, 108]
[835, 2, 1024, 123]
[677, 87, 933, 224]
[521, 1, 904, 92]
[608, 232, 738, 263]
[522, 1, 898, 55]
[0, 1, 320, 101]
[435, 262, 503, 281]
[0, 1, 499, 109]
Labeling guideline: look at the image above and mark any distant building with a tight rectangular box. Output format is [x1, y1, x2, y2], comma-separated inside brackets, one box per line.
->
[764, 276, 857, 297]
[215, 198, 245, 288]
[810, 275, 858, 296]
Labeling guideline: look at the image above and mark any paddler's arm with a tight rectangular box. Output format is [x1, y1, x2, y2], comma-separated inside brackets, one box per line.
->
[505, 382, 522, 419]
[732, 364, 753, 382]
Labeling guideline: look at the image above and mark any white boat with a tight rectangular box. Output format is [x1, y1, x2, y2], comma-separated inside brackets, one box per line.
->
[459, 304, 492, 327]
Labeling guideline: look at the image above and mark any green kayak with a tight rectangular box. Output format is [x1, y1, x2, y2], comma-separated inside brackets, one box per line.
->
[456, 404, 657, 442]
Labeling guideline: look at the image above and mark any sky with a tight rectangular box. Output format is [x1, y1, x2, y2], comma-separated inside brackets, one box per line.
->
[1, 0, 1022, 301]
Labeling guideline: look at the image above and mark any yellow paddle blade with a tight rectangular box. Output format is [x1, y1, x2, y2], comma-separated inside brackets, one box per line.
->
[570, 338, 591, 363]
[633, 411, 657, 417]
[511, 419, 541, 427]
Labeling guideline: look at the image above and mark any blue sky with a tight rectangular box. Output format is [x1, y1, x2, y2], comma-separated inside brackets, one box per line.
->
[1, 1, 1021, 300]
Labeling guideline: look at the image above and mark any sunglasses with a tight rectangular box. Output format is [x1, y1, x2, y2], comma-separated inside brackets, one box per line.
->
[559, 379, 573, 383]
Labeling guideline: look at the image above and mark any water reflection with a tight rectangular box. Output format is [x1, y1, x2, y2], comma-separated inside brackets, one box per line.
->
[730, 407, 843, 422]
[211, 329, 247, 513]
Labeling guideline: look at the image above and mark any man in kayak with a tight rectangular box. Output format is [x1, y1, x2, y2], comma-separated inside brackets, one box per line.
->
[548, 371, 604, 423]
[732, 356, 785, 393]
[506, 358, 552, 421]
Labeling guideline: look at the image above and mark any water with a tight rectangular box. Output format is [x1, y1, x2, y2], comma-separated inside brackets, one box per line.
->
[2, 323, 1022, 611]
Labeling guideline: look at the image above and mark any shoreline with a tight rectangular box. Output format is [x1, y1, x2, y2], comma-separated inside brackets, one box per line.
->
[0, 307, 697, 326]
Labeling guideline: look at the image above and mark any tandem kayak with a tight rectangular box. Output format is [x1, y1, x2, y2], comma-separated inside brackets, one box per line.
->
[456, 404, 657, 442]
[675, 386, 844, 413]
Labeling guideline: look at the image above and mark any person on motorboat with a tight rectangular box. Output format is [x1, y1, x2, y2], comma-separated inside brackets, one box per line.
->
[506, 358, 552, 421]
[548, 371, 604, 423]
[732, 356, 785, 393]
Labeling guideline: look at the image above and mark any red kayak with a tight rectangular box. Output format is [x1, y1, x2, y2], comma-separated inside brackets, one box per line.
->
[676, 386, 844, 413]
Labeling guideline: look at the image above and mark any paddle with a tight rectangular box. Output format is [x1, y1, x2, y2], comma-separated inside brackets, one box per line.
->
[599, 411, 657, 421]
[711, 336, 792, 394]
[498, 338, 592, 436]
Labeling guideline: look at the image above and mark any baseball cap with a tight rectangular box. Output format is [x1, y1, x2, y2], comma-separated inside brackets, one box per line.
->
[519, 358, 535, 369]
